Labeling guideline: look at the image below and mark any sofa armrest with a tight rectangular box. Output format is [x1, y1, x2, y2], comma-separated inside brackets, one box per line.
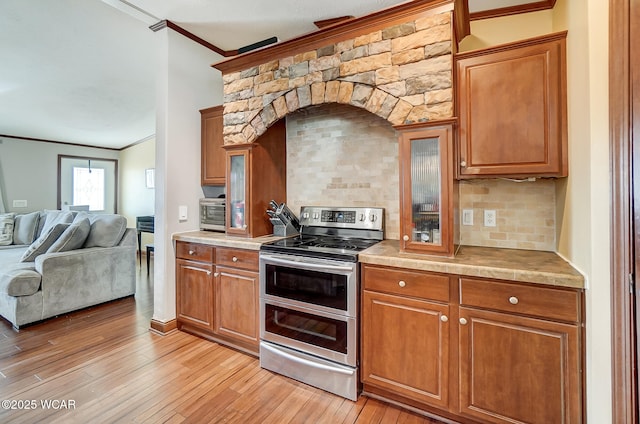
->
[34, 243, 136, 319]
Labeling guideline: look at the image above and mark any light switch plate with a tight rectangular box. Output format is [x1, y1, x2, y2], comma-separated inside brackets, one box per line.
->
[462, 209, 473, 226]
[178, 205, 188, 221]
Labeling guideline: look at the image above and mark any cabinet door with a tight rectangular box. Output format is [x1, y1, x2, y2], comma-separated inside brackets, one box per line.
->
[214, 266, 259, 348]
[398, 123, 456, 256]
[201, 106, 225, 185]
[458, 307, 581, 424]
[361, 290, 449, 409]
[456, 32, 567, 178]
[225, 148, 250, 236]
[176, 259, 214, 331]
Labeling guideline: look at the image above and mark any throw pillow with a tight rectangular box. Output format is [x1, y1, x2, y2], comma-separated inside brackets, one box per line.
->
[20, 222, 69, 262]
[84, 214, 127, 248]
[47, 218, 90, 253]
[0, 213, 15, 246]
[13, 211, 41, 245]
[39, 210, 74, 236]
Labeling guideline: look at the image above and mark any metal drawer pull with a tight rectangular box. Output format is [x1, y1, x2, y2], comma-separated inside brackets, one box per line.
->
[398, 280, 406, 288]
[459, 318, 467, 325]
[509, 296, 519, 305]
[440, 315, 448, 322]
[214, 272, 220, 277]
[188, 250, 195, 255]
[232, 256, 238, 262]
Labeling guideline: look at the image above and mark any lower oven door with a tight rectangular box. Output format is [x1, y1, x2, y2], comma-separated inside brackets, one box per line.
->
[260, 298, 357, 367]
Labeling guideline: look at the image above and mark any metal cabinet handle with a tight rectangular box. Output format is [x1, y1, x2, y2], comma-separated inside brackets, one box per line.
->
[440, 315, 448, 322]
[232, 256, 239, 262]
[461, 160, 467, 167]
[459, 318, 468, 325]
[188, 250, 195, 255]
[509, 296, 519, 305]
[398, 280, 406, 288]
[402, 235, 409, 241]
[214, 272, 220, 277]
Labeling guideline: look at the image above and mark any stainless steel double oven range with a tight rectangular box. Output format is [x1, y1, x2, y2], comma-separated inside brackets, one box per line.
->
[259, 206, 384, 401]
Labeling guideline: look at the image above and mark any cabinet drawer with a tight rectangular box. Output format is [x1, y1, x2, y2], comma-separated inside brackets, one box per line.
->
[362, 265, 450, 302]
[459, 277, 581, 322]
[216, 247, 259, 271]
[176, 241, 214, 262]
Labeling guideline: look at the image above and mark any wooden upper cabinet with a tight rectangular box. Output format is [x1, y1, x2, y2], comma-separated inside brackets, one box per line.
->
[455, 32, 568, 178]
[201, 105, 226, 185]
[398, 122, 457, 257]
[224, 119, 287, 238]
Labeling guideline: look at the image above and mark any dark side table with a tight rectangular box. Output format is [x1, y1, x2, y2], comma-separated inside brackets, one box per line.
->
[136, 216, 154, 267]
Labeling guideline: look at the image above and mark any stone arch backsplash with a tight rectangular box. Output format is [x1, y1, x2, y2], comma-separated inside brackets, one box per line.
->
[221, 10, 454, 145]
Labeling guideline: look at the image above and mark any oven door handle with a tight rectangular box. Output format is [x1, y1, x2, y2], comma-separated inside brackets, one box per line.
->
[261, 343, 355, 376]
[263, 256, 353, 273]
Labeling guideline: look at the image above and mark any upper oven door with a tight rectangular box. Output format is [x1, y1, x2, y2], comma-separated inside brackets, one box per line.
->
[259, 253, 358, 317]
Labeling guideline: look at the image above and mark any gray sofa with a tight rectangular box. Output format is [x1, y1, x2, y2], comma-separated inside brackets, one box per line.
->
[0, 210, 136, 329]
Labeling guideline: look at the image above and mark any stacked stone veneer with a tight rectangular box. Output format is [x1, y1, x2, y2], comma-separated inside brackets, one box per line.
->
[221, 11, 454, 145]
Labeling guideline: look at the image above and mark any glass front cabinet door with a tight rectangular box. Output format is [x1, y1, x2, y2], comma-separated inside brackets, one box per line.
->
[399, 123, 457, 256]
[226, 147, 249, 236]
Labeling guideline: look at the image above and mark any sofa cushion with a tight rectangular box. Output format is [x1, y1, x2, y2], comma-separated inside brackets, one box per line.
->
[20, 222, 69, 262]
[47, 218, 90, 253]
[82, 214, 127, 248]
[40, 210, 74, 236]
[13, 211, 41, 245]
[0, 213, 15, 246]
[0, 269, 41, 296]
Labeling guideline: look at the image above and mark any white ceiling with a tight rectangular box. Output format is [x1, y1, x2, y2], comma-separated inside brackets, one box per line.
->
[0, 0, 539, 150]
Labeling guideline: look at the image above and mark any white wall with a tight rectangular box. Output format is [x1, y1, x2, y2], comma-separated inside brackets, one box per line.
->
[152, 28, 223, 324]
[0, 137, 119, 213]
[120, 138, 156, 249]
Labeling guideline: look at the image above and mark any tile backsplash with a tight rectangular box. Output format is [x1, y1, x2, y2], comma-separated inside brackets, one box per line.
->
[285, 104, 557, 251]
[286, 104, 401, 240]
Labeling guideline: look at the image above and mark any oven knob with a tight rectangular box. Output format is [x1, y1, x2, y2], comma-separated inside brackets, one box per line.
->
[313, 212, 320, 220]
[359, 214, 365, 221]
[369, 214, 377, 222]
[398, 280, 406, 288]
[302, 212, 309, 219]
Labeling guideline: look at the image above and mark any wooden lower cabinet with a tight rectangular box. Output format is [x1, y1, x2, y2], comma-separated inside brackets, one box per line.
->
[360, 265, 584, 424]
[214, 266, 259, 350]
[175, 241, 259, 355]
[361, 290, 450, 409]
[458, 307, 581, 424]
[176, 259, 214, 331]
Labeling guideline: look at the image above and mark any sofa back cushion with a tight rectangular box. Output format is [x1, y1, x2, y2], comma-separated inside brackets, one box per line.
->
[0, 213, 15, 246]
[20, 223, 69, 262]
[39, 210, 74, 236]
[13, 211, 41, 245]
[47, 218, 91, 253]
[80, 213, 127, 248]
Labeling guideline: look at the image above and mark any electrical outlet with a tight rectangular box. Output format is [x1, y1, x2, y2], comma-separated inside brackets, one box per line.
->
[484, 210, 497, 227]
[462, 209, 474, 226]
[13, 200, 27, 208]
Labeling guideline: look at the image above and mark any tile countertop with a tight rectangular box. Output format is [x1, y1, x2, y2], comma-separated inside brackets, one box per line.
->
[359, 240, 585, 289]
[172, 231, 284, 251]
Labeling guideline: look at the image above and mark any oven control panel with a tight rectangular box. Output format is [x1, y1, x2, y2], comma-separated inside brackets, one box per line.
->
[299, 206, 384, 231]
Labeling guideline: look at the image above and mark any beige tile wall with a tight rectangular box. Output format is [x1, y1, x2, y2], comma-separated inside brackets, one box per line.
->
[285, 104, 557, 251]
[286, 104, 400, 240]
[458, 178, 556, 251]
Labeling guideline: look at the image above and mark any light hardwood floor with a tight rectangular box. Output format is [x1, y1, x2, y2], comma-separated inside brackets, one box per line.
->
[0, 258, 445, 423]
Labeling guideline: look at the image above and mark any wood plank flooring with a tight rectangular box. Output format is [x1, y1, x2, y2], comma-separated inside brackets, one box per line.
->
[0, 259, 446, 423]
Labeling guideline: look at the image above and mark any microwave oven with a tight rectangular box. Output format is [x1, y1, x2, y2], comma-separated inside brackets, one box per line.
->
[200, 198, 225, 232]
